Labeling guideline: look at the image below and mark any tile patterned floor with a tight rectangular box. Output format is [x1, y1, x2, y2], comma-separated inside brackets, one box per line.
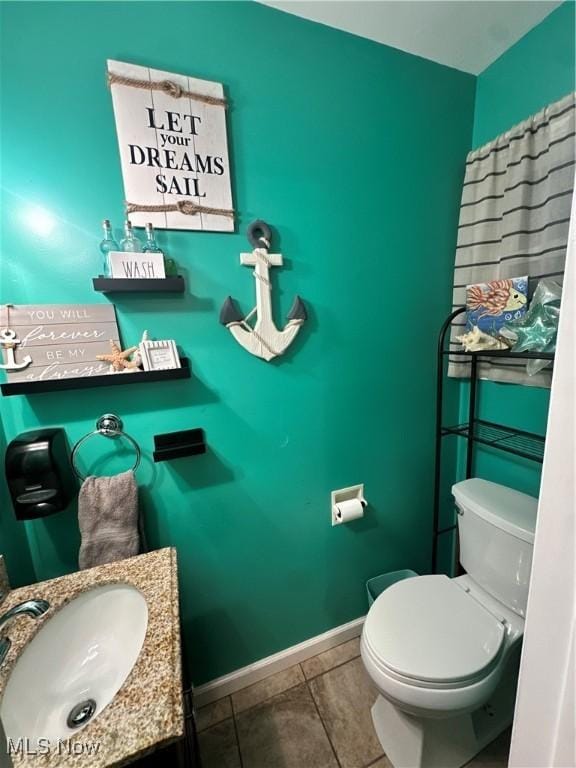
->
[196, 637, 511, 768]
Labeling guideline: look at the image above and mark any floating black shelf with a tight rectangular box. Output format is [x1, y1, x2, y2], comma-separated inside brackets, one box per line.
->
[1, 357, 191, 397]
[442, 419, 545, 463]
[92, 276, 185, 293]
[444, 348, 554, 360]
[153, 428, 206, 462]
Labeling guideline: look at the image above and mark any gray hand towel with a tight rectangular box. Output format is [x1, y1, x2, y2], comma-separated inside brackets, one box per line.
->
[78, 470, 140, 570]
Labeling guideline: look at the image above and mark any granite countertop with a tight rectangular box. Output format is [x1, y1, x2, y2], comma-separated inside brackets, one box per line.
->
[0, 548, 184, 767]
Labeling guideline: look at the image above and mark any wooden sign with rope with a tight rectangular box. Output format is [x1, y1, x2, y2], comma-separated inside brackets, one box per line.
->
[107, 59, 235, 232]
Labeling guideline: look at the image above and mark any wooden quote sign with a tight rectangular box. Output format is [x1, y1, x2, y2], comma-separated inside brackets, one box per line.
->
[0, 304, 121, 384]
[107, 59, 234, 232]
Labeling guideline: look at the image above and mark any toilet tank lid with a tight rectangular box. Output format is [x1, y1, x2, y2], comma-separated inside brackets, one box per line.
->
[452, 479, 538, 544]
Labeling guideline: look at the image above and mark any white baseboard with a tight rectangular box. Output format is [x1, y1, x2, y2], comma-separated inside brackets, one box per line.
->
[194, 615, 365, 707]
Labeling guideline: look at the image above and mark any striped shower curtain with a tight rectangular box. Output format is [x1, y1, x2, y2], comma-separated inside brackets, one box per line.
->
[449, 91, 575, 387]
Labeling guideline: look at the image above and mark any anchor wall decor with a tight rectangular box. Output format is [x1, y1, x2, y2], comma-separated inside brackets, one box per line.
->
[0, 306, 32, 372]
[220, 221, 306, 361]
[0, 329, 32, 372]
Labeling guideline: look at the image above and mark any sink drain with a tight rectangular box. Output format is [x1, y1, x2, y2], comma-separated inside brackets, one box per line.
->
[67, 699, 97, 729]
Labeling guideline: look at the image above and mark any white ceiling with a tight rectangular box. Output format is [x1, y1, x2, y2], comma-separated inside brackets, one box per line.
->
[260, 0, 563, 74]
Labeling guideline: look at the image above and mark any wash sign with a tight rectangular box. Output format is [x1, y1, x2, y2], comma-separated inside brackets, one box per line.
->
[108, 251, 165, 279]
[108, 59, 234, 232]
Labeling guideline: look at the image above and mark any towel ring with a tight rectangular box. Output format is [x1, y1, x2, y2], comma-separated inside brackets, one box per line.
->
[71, 414, 141, 480]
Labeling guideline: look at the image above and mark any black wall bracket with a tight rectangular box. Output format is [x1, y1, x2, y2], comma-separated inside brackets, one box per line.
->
[153, 428, 206, 463]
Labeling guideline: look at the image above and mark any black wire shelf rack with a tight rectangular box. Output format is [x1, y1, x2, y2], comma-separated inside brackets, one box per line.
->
[443, 349, 554, 360]
[442, 419, 546, 463]
[432, 306, 551, 573]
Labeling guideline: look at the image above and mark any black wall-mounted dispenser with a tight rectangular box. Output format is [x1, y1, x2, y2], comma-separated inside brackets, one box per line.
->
[5, 428, 77, 520]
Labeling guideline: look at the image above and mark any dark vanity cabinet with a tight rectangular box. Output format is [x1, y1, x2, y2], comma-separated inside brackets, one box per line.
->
[134, 689, 200, 767]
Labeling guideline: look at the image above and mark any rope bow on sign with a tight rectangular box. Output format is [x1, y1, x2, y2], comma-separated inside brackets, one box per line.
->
[107, 71, 228, 107]
[125, 199, 234, 219]
[219, 221, 307, 361]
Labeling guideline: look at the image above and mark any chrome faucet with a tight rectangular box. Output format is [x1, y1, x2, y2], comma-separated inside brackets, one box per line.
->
[0, 599, 50, 666]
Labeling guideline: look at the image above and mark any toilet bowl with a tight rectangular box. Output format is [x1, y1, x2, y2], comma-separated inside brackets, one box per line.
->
[362, 574, 523, 718]
[361, 479, 538, 768]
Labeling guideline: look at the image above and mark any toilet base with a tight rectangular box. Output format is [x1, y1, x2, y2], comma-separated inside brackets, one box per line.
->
[370, 666, 518, 768]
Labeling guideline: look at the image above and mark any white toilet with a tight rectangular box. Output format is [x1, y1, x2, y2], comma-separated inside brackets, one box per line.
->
[361, 478, 538, 768]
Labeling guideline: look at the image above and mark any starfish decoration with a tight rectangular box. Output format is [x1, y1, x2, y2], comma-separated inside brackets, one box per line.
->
[96, 340, 140, 372]
[506, 304, 559, 353]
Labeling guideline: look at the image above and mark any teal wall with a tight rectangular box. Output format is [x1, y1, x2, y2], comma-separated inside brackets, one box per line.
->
[0, 2, 475, 682]
[454, 1, 576, 504]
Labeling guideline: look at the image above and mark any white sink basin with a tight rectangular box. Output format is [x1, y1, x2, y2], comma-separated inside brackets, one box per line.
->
[1, 583, 148, 743]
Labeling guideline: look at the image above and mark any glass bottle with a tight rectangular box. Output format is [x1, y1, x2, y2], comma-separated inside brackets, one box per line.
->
[99, 220, 119, 276]
[142, 222, 162, 253]
[164, 257, 178, 277]
[143, 222, 178, 276]
[120, 220, 143, 252]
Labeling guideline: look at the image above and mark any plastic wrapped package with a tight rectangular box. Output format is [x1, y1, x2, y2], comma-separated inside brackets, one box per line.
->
[501, 279, 562, 375]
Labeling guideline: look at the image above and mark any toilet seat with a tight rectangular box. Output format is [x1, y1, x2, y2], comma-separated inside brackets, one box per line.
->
[363, 575, 506, 689]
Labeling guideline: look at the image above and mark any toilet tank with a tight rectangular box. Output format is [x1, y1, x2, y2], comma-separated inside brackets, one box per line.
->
[453, 479, 538, 617]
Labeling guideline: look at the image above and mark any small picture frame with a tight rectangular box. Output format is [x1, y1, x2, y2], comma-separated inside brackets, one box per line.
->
[139, 340, 180, 371]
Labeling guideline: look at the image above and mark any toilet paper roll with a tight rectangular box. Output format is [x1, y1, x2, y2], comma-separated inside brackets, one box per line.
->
[334, 498, 364, 524]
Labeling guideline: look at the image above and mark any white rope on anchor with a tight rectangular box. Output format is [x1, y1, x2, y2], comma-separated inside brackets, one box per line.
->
[243, 307, 257, 323]
[252, 247, 272, 288]
[253, 272, 271, 287]
[243, 323, 279, 357]
[234, 244, 281, 355]
[227, 318, 280, 358]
